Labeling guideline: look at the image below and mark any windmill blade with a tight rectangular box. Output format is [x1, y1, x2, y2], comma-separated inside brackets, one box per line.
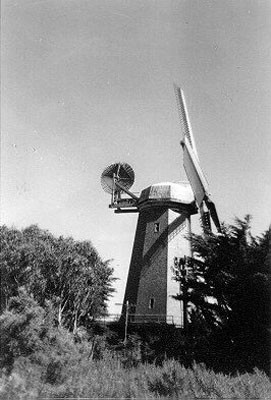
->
[175, 87, 221, 233]
[174, 84, 199, 159]
[181, 136, 209, 207]
[205, 199, 221, 233]
[182, 137, 221, 233]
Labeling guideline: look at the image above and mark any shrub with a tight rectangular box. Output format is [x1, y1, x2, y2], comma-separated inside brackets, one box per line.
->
[2, 357, 270, 399]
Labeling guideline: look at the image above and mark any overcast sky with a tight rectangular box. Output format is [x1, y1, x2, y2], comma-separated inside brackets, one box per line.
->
[2, 0, 271, 312]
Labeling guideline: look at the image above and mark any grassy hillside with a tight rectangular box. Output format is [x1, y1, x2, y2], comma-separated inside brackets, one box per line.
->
[1, 356, 270, 399]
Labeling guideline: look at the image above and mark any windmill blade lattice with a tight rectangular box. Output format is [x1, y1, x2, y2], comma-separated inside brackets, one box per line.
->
[175, 85, 221, 233]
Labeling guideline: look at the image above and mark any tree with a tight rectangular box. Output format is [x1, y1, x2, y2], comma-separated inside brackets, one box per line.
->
[173, 216, 271, 373]
[0, 288, 94, 379]
[0, 288, 47, 372]
[0, 226, 27, 312]
[0, 225, 115, 331]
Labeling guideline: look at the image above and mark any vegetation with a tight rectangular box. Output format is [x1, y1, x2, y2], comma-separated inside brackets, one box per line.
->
[0, 225, 115, 330]
[174, 215, 271, 374]
[0, 219, 270, 397]
[1, 356, 270, 399]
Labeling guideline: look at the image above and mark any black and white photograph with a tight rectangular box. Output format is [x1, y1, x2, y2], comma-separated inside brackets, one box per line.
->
[1, 0, 271, 397]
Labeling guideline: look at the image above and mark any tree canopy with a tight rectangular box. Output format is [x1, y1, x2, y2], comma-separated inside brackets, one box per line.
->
[0, 225, 115, 331]
[173, 216, 271, 373]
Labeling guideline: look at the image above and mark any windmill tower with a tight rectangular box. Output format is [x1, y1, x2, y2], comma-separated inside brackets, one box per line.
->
[101, 86, 220, 326]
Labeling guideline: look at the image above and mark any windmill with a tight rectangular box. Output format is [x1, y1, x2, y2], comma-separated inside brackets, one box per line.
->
[101, 86, 220, 326]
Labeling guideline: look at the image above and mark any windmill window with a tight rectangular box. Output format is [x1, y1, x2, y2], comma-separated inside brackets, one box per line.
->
[149, 298, 155, 309]
[154, 222, 160, 232]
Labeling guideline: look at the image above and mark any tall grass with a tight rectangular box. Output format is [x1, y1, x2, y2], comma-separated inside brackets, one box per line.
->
[1, 355, 270, 399]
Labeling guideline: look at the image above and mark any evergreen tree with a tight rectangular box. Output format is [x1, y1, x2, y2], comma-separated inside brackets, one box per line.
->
[173, 216, 271, 373]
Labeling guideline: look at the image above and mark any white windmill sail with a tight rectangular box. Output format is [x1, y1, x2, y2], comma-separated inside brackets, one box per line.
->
[175, 85, 221, 232]
[182, 136, 209, 207]
[174, 84, 199, 160]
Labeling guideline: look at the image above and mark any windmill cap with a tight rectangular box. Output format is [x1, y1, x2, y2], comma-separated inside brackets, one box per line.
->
[139, 182, 195, 208]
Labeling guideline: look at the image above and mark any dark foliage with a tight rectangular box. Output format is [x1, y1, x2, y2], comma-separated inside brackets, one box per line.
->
[173, 215, 271, 374]
[0, 218, 270, 382]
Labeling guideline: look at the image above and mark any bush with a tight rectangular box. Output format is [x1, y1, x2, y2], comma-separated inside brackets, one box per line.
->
[1, 358, 270, 399]
[0, 289, 47, 372]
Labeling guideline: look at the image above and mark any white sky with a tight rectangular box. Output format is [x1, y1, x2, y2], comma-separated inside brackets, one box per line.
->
[1, 0, 271, 313]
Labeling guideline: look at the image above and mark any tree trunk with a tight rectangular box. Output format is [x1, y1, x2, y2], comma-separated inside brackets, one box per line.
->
[58, 303, 62, 327]
[73, 310, 78, 334]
